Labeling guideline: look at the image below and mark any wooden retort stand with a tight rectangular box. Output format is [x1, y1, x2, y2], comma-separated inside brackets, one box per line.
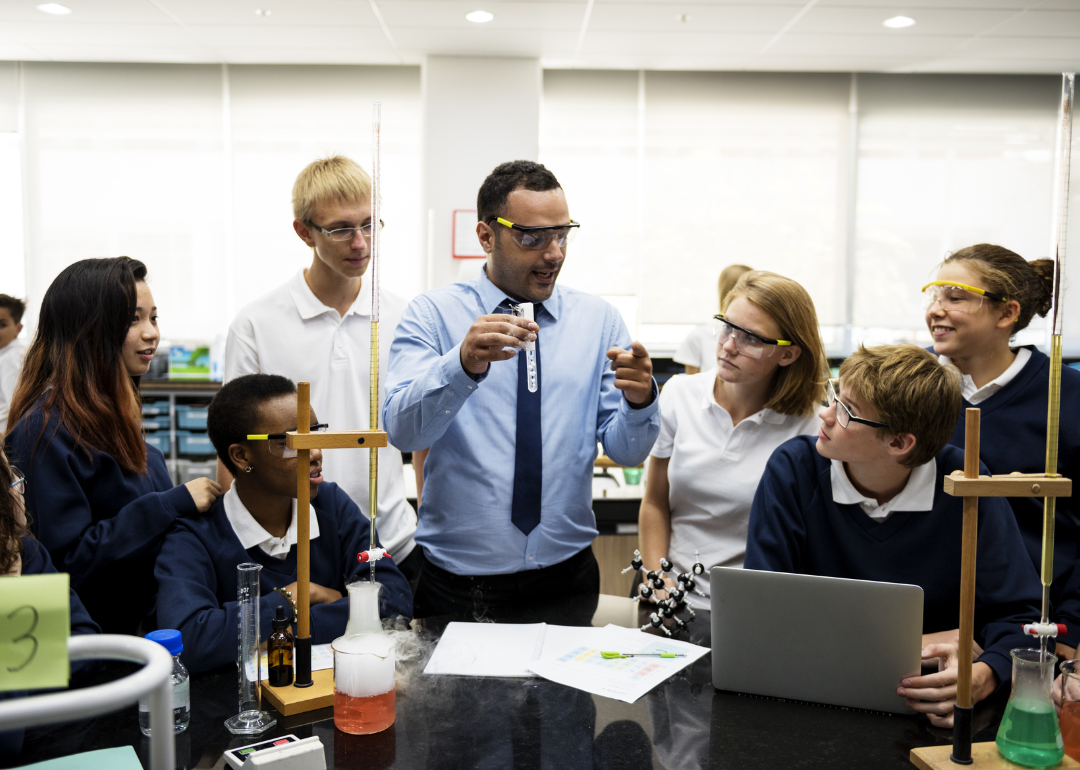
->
[260, 381, 388, 717]
[910, 408, 1072, 770]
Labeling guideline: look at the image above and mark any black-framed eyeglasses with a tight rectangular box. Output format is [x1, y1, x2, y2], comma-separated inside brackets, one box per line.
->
[826, 380, 890, 430]
[306, 220, 385, 242]
[9, 467, 25, 494]
[494, 217, 580, 250]
[246, 424, 328, 458]
[711, 314, 793, 359]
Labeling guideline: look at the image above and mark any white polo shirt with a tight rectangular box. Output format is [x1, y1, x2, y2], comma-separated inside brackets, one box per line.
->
[673, 324, 714, 370]
[938, 347, 1031, 405]
[0, 338, 26, 430]
[222, 485, 320, 559]
[650, 370, 821, 607]
[830, 457, 936, 522]
[225, 269, 417, 561]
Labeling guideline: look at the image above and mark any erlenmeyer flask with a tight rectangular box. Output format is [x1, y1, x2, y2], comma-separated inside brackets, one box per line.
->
[332, 581, 396, 734]
[996, 648, 1064, 767]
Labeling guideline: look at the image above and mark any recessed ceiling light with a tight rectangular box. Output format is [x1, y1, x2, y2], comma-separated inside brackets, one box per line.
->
[36, 3, 72, 14]
[883, 15, 916, 28]
[466, 10, 494, 23]
[255, 8, 271, 15]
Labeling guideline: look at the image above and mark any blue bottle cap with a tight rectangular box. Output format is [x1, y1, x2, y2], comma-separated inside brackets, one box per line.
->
[145, 629, 183, 656]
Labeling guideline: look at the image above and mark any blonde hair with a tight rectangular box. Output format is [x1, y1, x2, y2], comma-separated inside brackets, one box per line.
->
[839, 345, 961, 468]
[292, 155, 372, 223]
[721, 270, 827, 417]
[718, 264, 753, 309]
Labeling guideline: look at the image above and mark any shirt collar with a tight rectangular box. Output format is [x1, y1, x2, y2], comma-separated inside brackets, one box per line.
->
[830, 457, 937, 515]
[938, 347, 1030, 402]
[222, 485, 321, 559]
[475, 266, 561, 321]
[700, 378, 787, 425]
[288, 269, 371, 321]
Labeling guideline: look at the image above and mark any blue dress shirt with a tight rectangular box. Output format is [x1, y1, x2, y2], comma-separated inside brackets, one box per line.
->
[384, 268, 660, 575]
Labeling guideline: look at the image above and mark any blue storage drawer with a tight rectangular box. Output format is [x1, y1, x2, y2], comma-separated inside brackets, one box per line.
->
[141, 398, 170, 417]
[175, 405, 209, 430]
[142, 414, 171, 430]
[176, 430, 214, 457]
[144, 431, 170, 455]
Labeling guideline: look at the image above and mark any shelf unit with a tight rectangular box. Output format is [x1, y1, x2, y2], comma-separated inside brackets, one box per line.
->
[139, 381, 221, 485]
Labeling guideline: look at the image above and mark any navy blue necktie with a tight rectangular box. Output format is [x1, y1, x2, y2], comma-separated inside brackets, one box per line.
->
[498, 300, 543, 535]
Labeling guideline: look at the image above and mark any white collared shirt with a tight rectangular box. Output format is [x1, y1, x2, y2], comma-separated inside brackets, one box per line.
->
[830, 457, 937, 522]
[222, 485, 321, 559]
[225, 269, 416, 560]
[0, 338, 26, 429]
[938, 347, 1030, 405]
[651, 370, 821, 607]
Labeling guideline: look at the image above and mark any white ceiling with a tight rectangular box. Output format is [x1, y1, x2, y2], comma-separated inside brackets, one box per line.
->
[0, 0, 1078, 73]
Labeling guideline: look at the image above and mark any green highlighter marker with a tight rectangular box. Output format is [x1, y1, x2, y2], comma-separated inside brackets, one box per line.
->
[600, 651, 685, 659]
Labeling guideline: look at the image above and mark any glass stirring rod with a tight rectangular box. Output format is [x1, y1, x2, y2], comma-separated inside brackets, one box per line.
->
[513, 303, 538, 393]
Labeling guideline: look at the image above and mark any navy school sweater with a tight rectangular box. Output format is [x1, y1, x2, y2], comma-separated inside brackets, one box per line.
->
[946, 346, 1080, 649]
[745, 436, 1042, 688]
[5, 404, 197, 635]
[154, 481, 413, 675]
[1, 537, 100, 758]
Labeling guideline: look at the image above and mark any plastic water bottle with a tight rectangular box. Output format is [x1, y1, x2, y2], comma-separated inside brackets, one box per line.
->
[138, 629, 190, 736]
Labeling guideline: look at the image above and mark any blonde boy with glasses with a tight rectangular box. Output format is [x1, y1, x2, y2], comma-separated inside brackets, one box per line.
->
[745, 343, 1040, 728]
[223, 155, 420, 585]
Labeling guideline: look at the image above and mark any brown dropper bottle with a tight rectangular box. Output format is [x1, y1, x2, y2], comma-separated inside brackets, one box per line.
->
[267, 604, 294, 687]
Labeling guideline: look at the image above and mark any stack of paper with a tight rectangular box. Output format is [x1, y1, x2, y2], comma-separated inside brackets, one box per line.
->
[423, 622, 709, 703]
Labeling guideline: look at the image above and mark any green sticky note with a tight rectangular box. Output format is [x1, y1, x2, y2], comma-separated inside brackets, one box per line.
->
[0, 573, 70, 692]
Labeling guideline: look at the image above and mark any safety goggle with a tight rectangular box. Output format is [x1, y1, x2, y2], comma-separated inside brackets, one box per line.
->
[495, 217, 580, 250]
[826, 380, 890, 430]
[9, 467, 25, 494]
[247, 424, 328, 458]
[921, 281, 1006, 313]
[712, 314, 792, 359]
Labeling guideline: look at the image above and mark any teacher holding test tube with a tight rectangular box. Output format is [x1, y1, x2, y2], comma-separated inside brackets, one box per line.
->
[384, 160, 660, 618]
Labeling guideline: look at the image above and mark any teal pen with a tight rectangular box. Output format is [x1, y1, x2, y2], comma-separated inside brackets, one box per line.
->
[600, 651, 686, 659]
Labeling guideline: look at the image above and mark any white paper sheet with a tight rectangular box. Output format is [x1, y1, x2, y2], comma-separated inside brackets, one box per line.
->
[422, 622, 611, 678]
[526, 624, 709, 703]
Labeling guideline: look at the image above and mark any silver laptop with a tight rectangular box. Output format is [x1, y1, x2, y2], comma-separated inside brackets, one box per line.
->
[711, 567, 923, 714]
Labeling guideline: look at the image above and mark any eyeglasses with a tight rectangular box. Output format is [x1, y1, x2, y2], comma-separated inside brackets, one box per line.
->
[306, 220, 385, 242]
[9, 468, 25, 494]
[921, 281, 1007, 313]
[711, 314, 792, 359]
[826, 380, 890, 430]
[247, 424, 328, 458]
[494, 217, 580, 250]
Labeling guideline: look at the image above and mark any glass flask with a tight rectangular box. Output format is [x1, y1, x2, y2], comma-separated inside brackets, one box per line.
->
[996, 648, 1064, 768]
[1059, 659, 1080, 761]
[332, 581, 396, 735]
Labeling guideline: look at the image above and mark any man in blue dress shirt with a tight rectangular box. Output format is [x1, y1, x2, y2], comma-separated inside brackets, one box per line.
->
[384, 160, 660, 617]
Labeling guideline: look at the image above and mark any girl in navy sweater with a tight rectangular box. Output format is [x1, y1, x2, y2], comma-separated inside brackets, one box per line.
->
[5, 257, 221, 635]
[155, 374, 412, 674]
[923, 243, 1080, 658]
[1, 448, 99, 758]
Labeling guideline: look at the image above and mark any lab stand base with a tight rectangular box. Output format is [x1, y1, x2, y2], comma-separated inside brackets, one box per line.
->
[261, 669, 335, 716]
[911, 742, 1080, 769]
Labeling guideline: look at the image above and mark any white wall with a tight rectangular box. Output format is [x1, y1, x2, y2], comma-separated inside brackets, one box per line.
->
[422, 56, 541, 290]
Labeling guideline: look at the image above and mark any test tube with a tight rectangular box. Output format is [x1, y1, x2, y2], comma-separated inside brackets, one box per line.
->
[512, 303, 539, 393]
[224, 562, 277, 735]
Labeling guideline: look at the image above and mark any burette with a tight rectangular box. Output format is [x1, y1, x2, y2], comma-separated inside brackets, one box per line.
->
[368, 101, 382, 584]
[1040, 72, 1074, 659]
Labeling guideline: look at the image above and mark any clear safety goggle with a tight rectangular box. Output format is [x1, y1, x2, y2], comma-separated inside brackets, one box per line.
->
[921, 281, 1007, 314]
[495, 217, 580, 250]
[711, 313, 792, 360]
[246, 424, 328, 458]
[826, 380, 890, 430]
[9, 467, 25, 494]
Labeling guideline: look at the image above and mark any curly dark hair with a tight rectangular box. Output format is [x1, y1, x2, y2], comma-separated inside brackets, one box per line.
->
[208, 374, 297, 475]
[476, 160, 562, 224]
